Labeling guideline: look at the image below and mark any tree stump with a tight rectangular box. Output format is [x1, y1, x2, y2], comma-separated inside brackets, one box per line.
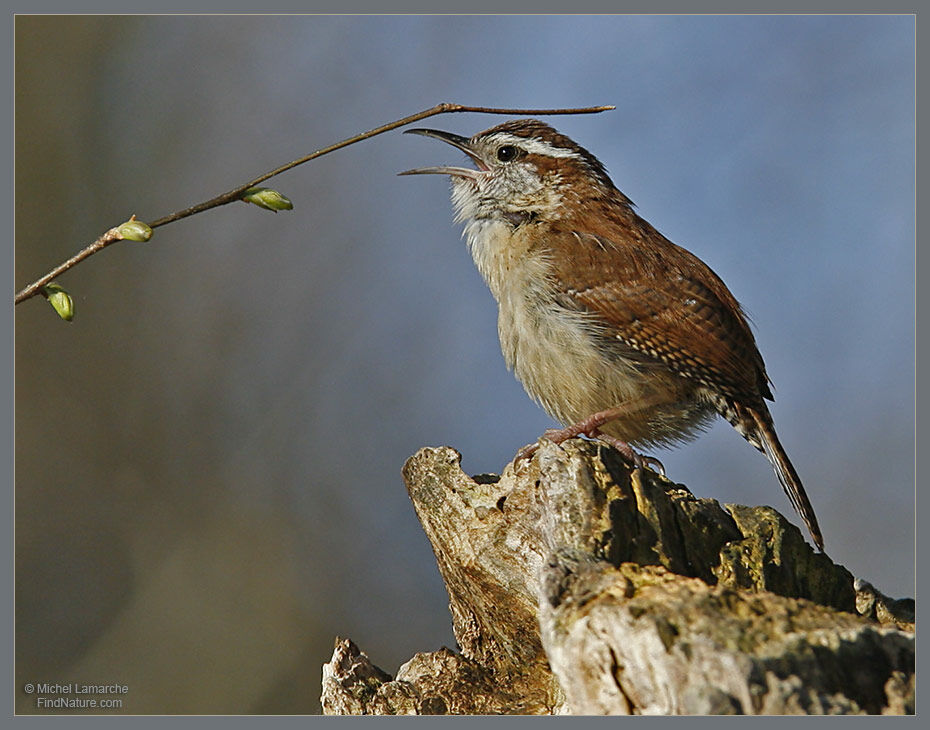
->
[321, 440, 914, 715]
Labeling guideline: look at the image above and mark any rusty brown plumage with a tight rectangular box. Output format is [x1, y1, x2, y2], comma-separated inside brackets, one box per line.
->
[402, 118, 825, 551]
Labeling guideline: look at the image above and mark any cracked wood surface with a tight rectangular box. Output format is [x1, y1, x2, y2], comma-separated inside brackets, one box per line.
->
[321, 440, 914, 715]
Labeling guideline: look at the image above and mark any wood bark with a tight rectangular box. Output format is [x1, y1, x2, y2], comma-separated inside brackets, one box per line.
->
[321, 439, 914, 715]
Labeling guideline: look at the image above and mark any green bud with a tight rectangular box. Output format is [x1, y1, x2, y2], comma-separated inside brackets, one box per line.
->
[241, 186, 293, 212]
[43, 283, 74, 322]
[118, 218, 153, 242]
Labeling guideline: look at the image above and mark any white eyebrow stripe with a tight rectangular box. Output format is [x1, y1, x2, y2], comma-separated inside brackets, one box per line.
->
[488, 133, 581, 160]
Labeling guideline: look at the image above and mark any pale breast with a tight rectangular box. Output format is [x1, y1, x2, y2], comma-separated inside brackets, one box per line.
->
[464, 219, 714, 447]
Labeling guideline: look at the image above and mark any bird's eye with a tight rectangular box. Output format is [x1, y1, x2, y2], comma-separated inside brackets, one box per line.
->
[497, 145, 519, 162]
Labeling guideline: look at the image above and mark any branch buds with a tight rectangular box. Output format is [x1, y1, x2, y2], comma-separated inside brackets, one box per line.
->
[42, 283, 74, 322]
[118, 217, 153, 242]
[241, 186, 293, 212]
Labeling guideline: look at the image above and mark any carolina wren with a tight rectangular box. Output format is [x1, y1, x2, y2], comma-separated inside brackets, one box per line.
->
[400, 119, 824, 552]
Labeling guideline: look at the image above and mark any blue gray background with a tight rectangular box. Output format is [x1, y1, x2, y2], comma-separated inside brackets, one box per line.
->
[15, 15, 914, 713]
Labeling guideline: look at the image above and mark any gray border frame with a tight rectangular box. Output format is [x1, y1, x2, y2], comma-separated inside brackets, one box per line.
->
[7, 5, 919, 724]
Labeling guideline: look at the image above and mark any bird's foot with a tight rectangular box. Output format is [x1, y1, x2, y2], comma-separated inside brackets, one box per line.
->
[591, 432, 666, 476]
[514, 412, 665, 476]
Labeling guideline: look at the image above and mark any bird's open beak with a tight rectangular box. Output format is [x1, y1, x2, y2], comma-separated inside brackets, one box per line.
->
[398, 128, 486, 179]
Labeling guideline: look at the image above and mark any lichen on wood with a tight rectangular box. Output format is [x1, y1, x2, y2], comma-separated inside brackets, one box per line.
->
[321, 439, 914, 715]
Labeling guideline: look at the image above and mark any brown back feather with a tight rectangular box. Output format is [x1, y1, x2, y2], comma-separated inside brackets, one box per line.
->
[543, 198, 773, 405]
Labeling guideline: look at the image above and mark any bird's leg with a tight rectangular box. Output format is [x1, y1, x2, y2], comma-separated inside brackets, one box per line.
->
[515, 400, 666, 475]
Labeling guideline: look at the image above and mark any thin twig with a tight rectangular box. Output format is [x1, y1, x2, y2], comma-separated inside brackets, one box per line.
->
[15, 103, 614, 305]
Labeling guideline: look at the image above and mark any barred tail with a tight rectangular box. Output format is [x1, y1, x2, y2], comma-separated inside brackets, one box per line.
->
[747, 406, 824, 552]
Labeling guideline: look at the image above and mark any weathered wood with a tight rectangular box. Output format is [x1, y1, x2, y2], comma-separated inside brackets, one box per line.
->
[539, 549, 914, 714]
[321, 439, 914, 715]
[321, 637, 552, 715]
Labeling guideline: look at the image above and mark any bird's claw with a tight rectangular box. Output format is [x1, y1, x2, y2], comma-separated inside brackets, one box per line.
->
[514, 441, 541, 462]
[632, 452, 666, 476]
